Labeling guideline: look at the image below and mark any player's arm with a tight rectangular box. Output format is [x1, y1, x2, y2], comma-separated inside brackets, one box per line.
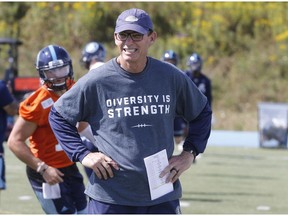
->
[3, 100, 18, 116]
[7, 116, 39, 169]
[206, 79, 212, 107]
[1, 81, 19, 116]
[7, 116, 64, 184]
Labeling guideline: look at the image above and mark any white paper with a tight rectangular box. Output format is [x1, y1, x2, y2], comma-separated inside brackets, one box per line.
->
[42, 183, 61, 199]
[144, 149, 174, 200]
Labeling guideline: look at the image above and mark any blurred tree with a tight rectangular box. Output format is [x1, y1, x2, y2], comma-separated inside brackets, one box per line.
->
[0, 2, 30, 38]
[1, 2, 288, 130]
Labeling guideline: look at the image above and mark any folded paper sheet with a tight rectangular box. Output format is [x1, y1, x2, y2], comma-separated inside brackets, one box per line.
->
[43, 183, 61, 199]
[144, 149, 173, 200]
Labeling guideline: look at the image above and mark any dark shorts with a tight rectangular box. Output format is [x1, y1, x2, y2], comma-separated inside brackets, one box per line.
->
[0, 155, 5, 190]
[26, 163, 87, 214]
[88, 198, 181, 214]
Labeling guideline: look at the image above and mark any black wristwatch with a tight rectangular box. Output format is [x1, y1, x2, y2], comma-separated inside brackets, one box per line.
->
[183, 147, 197, 161]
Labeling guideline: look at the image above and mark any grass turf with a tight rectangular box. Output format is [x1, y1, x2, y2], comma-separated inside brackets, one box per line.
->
[1, 143, 287, 214]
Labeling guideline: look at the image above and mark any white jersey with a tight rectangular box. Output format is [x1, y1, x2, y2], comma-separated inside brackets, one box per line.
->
[90, 62, 104, 70]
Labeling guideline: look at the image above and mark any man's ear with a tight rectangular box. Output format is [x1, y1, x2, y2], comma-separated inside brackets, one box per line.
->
[150, 31, 157, 44]
[114, 34, 120, 46]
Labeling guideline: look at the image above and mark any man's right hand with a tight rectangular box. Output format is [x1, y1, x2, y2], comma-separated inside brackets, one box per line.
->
[81, 152, 119, 180]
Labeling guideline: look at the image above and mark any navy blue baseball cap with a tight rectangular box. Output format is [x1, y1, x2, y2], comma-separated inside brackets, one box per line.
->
[115, 8, 153, 34]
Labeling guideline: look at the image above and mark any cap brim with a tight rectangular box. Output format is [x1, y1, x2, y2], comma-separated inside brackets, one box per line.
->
[115, 24, 149, 34]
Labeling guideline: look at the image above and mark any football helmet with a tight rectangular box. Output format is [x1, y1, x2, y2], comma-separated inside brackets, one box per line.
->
[36, 45, 74, 91]
[80, 42, 106, 70]
[161, 50, 178, 66]
[187, 53, 202, 73]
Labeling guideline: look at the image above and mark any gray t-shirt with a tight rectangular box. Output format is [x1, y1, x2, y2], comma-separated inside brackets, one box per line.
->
[54, 57, 207, 206]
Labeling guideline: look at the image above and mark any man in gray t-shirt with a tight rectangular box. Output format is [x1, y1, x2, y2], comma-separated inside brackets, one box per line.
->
[49, 8, 212, 214]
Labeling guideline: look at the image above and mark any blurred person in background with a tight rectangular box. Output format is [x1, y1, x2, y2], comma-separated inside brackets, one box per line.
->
[80, 41, 106, 70]
[186, 53, 212, 108]
[7, 45, 88, 214]
[161, 50, 187, 147]
[0, 80, 18, 194]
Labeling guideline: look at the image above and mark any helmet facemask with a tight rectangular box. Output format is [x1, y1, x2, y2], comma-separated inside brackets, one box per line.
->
[187, 53, 202, 74]
[189, 62, 202, 74]
[40, 62, 73, 91]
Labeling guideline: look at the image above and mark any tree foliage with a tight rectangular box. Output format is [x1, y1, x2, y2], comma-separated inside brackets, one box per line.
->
[1, 2, 288, 130]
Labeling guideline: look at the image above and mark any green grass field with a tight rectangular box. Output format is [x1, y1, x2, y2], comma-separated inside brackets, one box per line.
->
[0, 143, 287, 214]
